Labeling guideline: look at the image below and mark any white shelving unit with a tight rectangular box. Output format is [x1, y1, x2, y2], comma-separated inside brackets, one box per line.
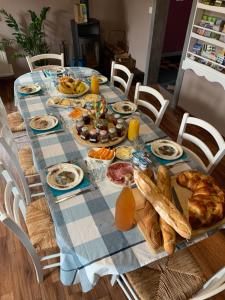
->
[182, 0, 225, 90]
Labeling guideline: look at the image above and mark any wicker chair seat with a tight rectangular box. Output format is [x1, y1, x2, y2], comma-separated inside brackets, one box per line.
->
[18, 146, 36, 176]
[26, 197, 58, 254]
[7, 111, 26, 132]
[126, 249, 205, 300]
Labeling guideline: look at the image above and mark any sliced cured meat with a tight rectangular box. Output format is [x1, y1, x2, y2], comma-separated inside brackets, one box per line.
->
[107, 162, 134, 185]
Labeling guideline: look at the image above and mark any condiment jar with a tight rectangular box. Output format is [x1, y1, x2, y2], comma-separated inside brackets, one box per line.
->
[138, 158, 153, 179]
[109, 127, 118, 141]
[117, 118, 124, 128]
[106, 110, 114, 123]
[82, 112, 90, 125]
[76, 120, 84, 135]
[116, 124, 123, 137]
[99, 130, 109, 143]
[113, 113, 120, 125]
[80, 126, 89, 140]
[89, 128, 98, 143]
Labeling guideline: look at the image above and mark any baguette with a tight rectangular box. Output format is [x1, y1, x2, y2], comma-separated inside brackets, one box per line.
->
[138, 201, 162, 251]
[157, 166, 176, 255]
[134, 169, 192, 239]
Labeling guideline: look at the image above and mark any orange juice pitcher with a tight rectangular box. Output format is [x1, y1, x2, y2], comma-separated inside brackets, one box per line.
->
[115, 175, 136, 231]
[91, 75, 99, 94]
[128, 114, 140, 142]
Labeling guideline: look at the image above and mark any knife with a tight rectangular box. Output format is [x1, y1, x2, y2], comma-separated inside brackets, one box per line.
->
[172, 187, 183, 214]
[55, 186, 94, 203]
[30, 128, 64, 138]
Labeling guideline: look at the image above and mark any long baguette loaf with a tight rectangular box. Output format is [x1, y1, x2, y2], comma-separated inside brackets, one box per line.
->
[134, 169, 192, 239]
[138, 201, 162, 250]
[157, 166, 176, 255]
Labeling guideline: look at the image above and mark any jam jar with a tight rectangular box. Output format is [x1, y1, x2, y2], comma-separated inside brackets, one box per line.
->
[113, 113, 120, 125]
[99, 130, 109, 143]
[76, 120, 84, 135]
[116, 124, 123, 137]
[89, 129, 98, 143]
[106, 110, 114, 123]
[109, 127, 118, 141]
[82, 112, 90, 125]
[117, 118, 124, 128]
[80, 126, 89, 140]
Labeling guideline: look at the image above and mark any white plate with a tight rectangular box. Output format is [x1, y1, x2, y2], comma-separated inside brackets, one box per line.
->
[36, 65, 66, 75]
[151, 139, 183, 161]
[18, 83, 41, 95]
[47, 97, 85, 108]
[87, 75, 108, 84]
[30, 115, 58, 131]
[112, 101, 137, 115]
[57, 81, 89, 98]
[47, 163, 84, 191]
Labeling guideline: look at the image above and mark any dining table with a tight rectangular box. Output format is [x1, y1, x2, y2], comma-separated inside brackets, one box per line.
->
[14, 66, 221, 292]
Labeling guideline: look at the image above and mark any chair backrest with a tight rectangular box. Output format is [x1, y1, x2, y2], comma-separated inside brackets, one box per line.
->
[0, 96, 9, 124]
[26, 53, 64, 71]
[191, 266, 225, 300]
[0, 120, 31, 203]
[0, 161, 41, 275]
[177, 113, 225, 174]
[110, 61, 134, 97]
[134, 82, 169, 127]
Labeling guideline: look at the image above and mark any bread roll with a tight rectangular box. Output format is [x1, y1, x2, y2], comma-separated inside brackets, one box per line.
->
[138, 201, 162, 250]
[157, 166, 176, 255]
[134, 169, 192, 239]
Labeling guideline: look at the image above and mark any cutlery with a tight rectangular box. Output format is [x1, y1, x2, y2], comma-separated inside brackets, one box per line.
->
[167, 159, 190, 168]
[30, 128, 64, 138]
[172, 187, 183, 214]
[55, 186, 95, 203]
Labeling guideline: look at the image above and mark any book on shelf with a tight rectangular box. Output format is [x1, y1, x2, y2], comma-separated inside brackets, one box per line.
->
[74, 3, 88, 24]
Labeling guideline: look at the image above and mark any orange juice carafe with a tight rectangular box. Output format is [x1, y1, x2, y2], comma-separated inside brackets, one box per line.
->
[91, 75, 99, 94]
[115, 175, 136, 231]
[128, 115, 140, 142]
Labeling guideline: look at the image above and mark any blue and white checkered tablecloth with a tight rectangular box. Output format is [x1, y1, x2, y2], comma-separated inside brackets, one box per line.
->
[14, 68, 217, 292]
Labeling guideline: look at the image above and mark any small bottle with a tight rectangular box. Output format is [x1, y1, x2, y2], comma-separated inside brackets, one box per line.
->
[116, 124, 123, 137]
[76, 120, 84, 135]
[80, 126, 89, 140]
[91, 75, 99, 94]
[109, 127, 118, 141]
[89, 128, 98, 143]
[82, 112, 90, 125]
[99, 130, 109, 143]
[115, 175, 136, 231]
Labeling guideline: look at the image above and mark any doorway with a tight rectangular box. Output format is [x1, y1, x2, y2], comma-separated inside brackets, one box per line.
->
[158, 0, 193, 94]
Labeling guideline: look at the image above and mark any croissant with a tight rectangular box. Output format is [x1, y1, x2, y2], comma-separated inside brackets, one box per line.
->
[177, 171, 225, 229]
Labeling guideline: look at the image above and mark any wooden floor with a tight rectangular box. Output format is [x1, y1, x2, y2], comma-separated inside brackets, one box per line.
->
[1, 78, 225, 300]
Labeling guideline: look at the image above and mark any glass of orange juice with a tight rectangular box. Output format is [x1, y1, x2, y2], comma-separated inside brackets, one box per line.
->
[91, 75, 99, 94]
[128, 114, 140, 142]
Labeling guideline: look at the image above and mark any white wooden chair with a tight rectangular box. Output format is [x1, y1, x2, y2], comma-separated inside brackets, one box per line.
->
[110, 61, 134, 97]
[177, 113, 225, 174]
[0, 96, 27, 140]
[134, 82, 169, 127]
[0, 49, 14, 78]
[0, 119, 44, 201]
[0, 160, 60, 283]
[116, 248, 225, 300]
[26, 53, 64, 71]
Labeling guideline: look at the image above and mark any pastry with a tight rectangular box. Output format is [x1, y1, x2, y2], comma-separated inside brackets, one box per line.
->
[157, 166, 176, 255]
[177, 171, 225, 229]
[134, 169, 192, 239]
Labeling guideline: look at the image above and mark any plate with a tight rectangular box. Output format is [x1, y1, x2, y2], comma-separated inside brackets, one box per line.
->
[57, 81, 89, 98]
[107, 162, 134, 186]
[18, 83, 41, 95]
[86, 75, 108, 84]
[47, 163, 84, 191]
[47, 97, 85, 108]
[36, 65, 66, 75]
[112, 101, 137, 115]
[151, 139, 183, 160]
[115, 146, 134, 160]
[29, 115, 58, 131]
[82, 93, 101, 103]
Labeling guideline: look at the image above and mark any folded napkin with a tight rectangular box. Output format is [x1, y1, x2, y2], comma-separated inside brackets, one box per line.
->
[30, 121, 63, 135]
[49, 174, 91, 198]
[145, 145, 187, 165]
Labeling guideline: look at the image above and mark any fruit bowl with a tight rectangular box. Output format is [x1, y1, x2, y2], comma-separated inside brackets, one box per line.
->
[57, 77, 89, 98]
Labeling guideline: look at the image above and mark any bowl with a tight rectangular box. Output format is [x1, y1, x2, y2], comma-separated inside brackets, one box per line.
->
[87, 147, 115, 166]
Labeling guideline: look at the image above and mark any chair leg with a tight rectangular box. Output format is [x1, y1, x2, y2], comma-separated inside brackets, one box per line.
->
[111, 274, 118, 286]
